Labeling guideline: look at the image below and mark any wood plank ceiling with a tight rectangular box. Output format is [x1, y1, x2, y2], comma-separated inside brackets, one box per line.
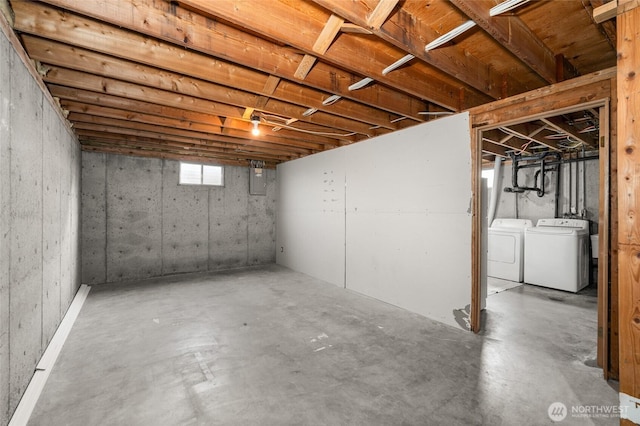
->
[4, 0, 617, 167]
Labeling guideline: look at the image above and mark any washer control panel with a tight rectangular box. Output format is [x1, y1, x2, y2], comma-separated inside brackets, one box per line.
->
[536, 218, 589, 229]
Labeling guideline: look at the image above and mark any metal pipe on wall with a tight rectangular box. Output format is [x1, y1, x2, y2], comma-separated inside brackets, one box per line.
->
[568, 154, 573, 215]
[581, 146, 587, 218]
[555, 161, 561, 218]
[575, 151, 580, 215]
[487, 156, 502, 227]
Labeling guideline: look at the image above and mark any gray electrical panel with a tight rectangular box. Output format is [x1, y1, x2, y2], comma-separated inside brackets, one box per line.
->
[249, 167, 267, 195]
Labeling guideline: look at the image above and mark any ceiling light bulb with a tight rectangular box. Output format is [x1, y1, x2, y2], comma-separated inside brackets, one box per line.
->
[425, 20, 476, 52]
[250, 115, 260, 136]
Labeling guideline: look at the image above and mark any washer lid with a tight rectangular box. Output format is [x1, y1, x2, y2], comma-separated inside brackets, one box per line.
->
[490, 218, 533, 229]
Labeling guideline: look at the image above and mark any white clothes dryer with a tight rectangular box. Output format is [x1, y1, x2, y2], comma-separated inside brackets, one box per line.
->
[487, 218, 533, 282]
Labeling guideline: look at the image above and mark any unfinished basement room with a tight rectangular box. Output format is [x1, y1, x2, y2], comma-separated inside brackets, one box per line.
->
[1, 0, 639, 425]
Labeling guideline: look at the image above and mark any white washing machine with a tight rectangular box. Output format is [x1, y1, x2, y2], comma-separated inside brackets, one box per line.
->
[524, 218, 590, 292]
[487, 218, 533, 282]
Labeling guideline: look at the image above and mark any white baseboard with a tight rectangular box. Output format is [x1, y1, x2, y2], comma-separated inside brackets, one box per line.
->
[9, 284, 91, 426]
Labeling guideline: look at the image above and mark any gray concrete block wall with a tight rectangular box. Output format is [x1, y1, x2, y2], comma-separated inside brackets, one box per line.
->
[0, 29, 11, 426]
[0, 28, 81, 424]
[81, 152, 106, 284]
[247, 169, 277, 265]
[81, 153, 276, 284]
[209, 166, 250, 270]
[9, 53, 44, 414]
[106, 155, 163, 282]
[162, 160, 209, 274]
[42, 101, 62, 349]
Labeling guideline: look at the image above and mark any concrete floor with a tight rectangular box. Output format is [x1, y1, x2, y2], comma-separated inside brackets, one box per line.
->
[27, 265, 617, 425]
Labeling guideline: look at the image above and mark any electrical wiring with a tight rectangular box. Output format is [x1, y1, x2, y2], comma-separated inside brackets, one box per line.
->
[260, 114, 369, 138]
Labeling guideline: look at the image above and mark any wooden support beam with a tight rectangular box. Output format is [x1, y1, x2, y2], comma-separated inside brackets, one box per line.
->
[313, 0, 528, 99]
[366, 0, 399, 30]
[294, 54, 318, 80]
[15, 22, 397, 131]
[481, 139, 509, 157]
[498, 124, 560, 151]
[61, 101, 323, 152]
[242, 108, 255, 120]
[594, 0, 640, 22]
[540, 116, 594, 148]
[450, 0, 578, 84]
[590, 0, 618, 49]
[469, 67, 615, 128]
[80, 144, 280, 168]
[594, 0, 618, 22]
[48, 85, 338, 147]
[340, 23, 372, 34]
[313, 14, 344, 54]
[617, 4, 640, 423]
[33, 0, 426, 119]
[77, 132, 296, 162]
[177, 0, 492, 105]
[70, 113, 307, 157]
[263, 75, 281, 95]
[296, 14, 343, 80]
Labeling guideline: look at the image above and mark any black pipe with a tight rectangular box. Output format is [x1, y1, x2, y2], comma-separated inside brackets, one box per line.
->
[509, 154, 599, 170]
[534, 166, 558, 198]
[505, 151, 560, 197]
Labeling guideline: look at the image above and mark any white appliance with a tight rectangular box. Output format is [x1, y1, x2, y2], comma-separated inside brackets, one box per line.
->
[487, 218, 533, 282]
[524, 218, 590, 292]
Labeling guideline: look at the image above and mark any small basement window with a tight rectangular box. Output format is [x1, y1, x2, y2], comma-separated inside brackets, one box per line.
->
[179, 162, 224, 186]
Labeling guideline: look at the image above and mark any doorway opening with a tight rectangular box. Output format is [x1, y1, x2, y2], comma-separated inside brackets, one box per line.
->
[474, 100, 614, 380]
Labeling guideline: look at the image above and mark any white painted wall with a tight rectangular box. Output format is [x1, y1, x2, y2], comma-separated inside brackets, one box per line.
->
[277, 113, 472, 329]
[276, 151, 346, 287]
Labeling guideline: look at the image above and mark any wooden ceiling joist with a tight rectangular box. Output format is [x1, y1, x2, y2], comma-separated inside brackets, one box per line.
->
[311, 0, 527, 99]
[80, 144, 278, 168]
[35, 0, 428, 118]
[175, 0, 492, 109]
[498, 124, 563, 152]
[4, 0, 616, 166]
[312, 14, 344, 53]
[540, 117, 595, 148]
[61, 101, 325, 153]
[70, 114, 307, 158]
[450, 0, 579, 84]
[50, 85, 338, 148]
[17, 31, 396, 133]
[78, 133, 293, 163]
[481, 139, 509, 157]
[296, 14, 344, 80]
[366, 0, 399, 30]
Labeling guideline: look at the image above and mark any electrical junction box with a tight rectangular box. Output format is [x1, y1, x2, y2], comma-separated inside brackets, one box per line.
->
[249, 167, 266, 195]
